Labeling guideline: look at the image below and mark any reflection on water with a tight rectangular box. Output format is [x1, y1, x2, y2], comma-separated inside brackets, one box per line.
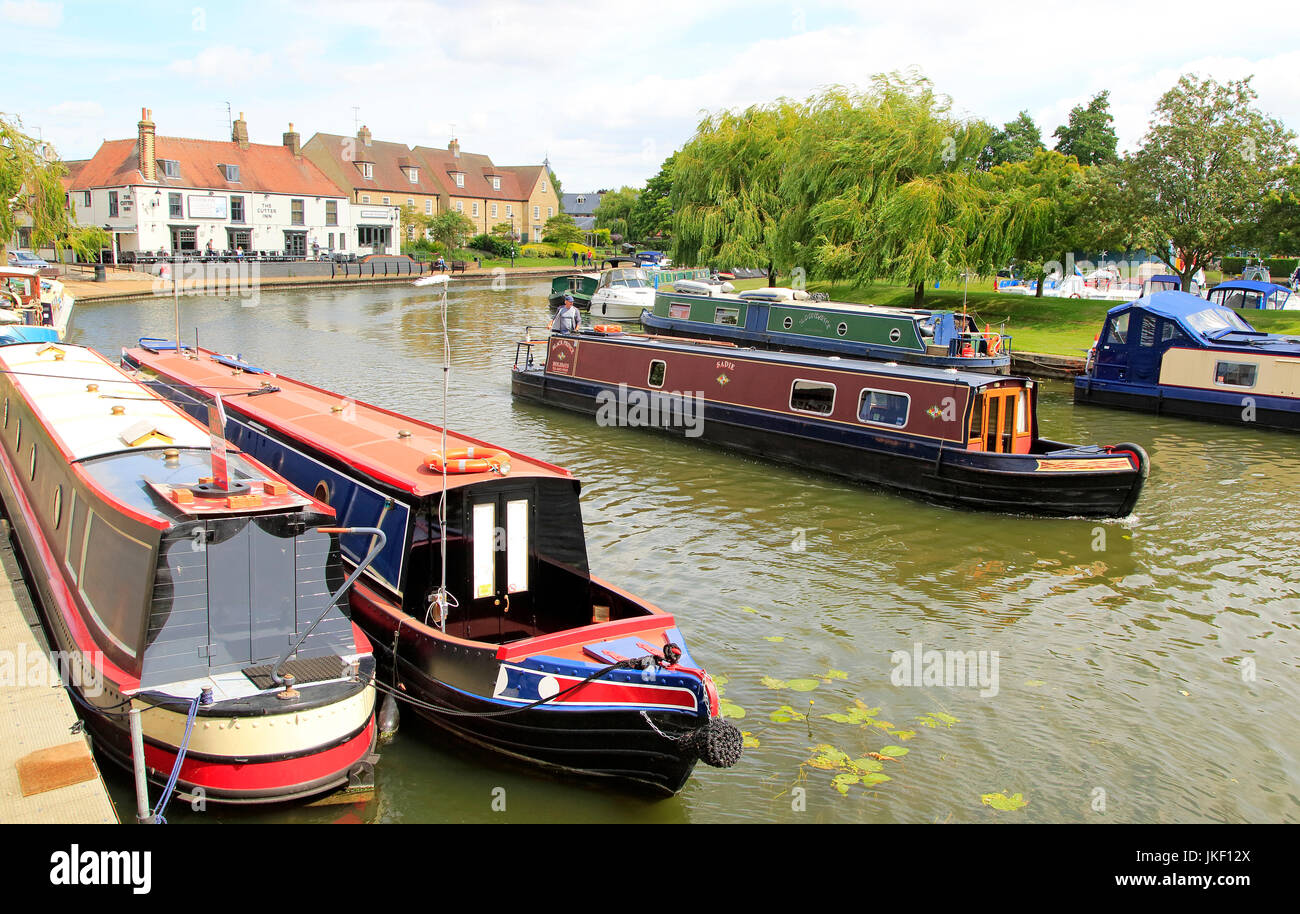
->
[71, 278, 1299, 823]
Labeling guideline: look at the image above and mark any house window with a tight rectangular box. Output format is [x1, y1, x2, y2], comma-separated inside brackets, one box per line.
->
[222, 164, 240, 182]
[790, 380, 835, 416]
[108, 190, 118, 217]
[534, 205, 540, 220]
[160, 159, 180, 178]
[456, 200, 463, 213]
[360, 162, 373, 179]
[491, 176, 500, 190]
[325, 200, 337, 226]
[327, 233, 335, 250]
[407, 167, 418, 183]
[291, 199, 304, 225]
[83, 191, 90, 207]
[454, 173, 465, 188]
[547, 206, 553, 218]
[858, 389, 910, 427]
[425, 200, 433, 215]
[339, 234, 345, 250]
[472, 202, 478, 217]
[382, 196, 390, 205]
[506, 205, 512, 217]
[541, 179, 547, 193]
[230, 195, 245, 223]
[491, 203, 498, 218]
[362, 194, 370, 204]
[577, 195, 585, 204]
[168, 192, 183, 218]
[1215, 361, 1258, 388]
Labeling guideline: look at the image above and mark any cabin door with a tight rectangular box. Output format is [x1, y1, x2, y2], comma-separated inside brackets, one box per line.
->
[968, 388, 1031, 454]
[466, 489, 534, 639]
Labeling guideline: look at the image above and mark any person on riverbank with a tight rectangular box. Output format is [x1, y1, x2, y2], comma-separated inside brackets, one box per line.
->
[553, 294, 581, 334]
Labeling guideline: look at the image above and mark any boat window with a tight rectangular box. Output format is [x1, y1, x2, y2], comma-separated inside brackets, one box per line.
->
[648, 360, 666, 388]
[506, 499, 528, 594]
[1215, 361, 1258, 388]
[2, 397, 6, 428]
[1139, 315, 1157, 347]
[1186, 307, 1251, 336]
[1016, 389, 1029, 434]
[669, 303, 691, 319]
[714, 307, 739, 326]
[790, 380, 835, 416]
[53, 486, 62, 529]
[837, 322, 849, 337]
[968, 393, 984, 439]
[1105, 313, 1129, 344]
[857, 389, 909, 427]
[472, 502, 496, 599]
[782, 316, 793, 330]
[29, 446, 36, 481]
[1160, 321, 1188, 344]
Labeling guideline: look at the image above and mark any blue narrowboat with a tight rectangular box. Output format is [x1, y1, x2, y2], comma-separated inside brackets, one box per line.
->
[1074, 290, 1300, 430]
[1205, 279, 1296, 311]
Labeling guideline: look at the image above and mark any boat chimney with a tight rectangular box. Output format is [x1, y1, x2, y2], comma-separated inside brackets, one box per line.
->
[137, 107, 156, 182]
[207, 395, 229, 491]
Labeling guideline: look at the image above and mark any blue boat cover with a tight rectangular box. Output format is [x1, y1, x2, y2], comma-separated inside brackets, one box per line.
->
[1211, 279, 1291, 294]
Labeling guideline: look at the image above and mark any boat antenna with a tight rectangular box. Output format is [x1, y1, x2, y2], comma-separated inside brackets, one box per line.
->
[432, 276, 455, 632]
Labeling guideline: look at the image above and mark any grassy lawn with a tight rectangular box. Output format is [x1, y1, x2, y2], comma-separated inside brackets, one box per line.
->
[696, 276, 1300, 356]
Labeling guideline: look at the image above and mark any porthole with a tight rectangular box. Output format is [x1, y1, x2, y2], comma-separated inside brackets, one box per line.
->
[782, 317, 793, 330]
[837, 322, 849, 337]
[53, 487, 62, 528]
[314, 481, 331, 505]
[889, 328, 901, 343]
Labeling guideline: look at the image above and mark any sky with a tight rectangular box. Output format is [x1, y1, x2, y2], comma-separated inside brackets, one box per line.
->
[4, 0, 1300, 193]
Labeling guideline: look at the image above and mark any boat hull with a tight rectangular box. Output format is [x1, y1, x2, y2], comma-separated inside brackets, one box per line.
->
[513, 369, 1146, 518]
[1074, 378, 1300, 432]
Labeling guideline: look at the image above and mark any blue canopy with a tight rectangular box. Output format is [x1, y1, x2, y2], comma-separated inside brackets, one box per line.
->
[1106, 289, 1221, 320]
[1105, 290, 1261, 341]
[1211, 279, 1291, 294]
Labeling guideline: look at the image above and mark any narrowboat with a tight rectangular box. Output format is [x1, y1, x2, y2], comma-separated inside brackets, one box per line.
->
[588, 267, 657, 321]
[642, 288, 1012, 373]
[548, 272, 600, 310]
[121, 342, 741, 796]
[1074, 290, 1300, 430]
[0, 343, 379, 805]
[1, 265, 75, 343]
[1205, 279, 1296, 311]
[513, 329, 1147, 517]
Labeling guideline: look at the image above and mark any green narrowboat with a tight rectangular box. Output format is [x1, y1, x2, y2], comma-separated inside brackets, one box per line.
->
[642, 288, 1012, 373]
[549, 273, 600, 309]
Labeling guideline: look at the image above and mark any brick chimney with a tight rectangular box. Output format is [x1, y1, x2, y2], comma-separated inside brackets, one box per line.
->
[282, 122, 301, 157]
[137, 107, 156, 182]
[449, 137, 460, 159]
[358, 125, 372, 147]
[232, 111, 249, 150]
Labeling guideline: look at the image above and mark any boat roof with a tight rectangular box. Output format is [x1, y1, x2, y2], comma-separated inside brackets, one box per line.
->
[1107, 290, 1300, 351]
[1107, 290, 1222, 320]
[1211, 279, 1292, 294]
[662, 289, 940, 319]
[1, 343, 209, 461]
[583, 330, 1012, 387]
[0, 267, 41, 280]
[126, 346, 573, 496]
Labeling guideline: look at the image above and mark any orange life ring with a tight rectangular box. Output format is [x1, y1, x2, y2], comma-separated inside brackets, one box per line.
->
[593, 324, 622, 333]
[425, 447, 511, 474]
[985, 332, 1002, 355]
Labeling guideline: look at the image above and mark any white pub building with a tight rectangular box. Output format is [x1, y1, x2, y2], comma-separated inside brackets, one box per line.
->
[70, 109, 399, 259]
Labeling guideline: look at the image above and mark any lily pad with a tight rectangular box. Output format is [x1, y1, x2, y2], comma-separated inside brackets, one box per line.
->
[787, 678, 820, 692]
[770, 705, 807, 723]
[719, 698, 746, 720]
[763, 635, 785, 643]
[981, 791, 1029, 812]
[822, 669, 848, 681]
[831, 773, 859, 794]
[917, 711, 960, 728]
[760, 676, 789, 690]
[858, 772, 892, 787]
[889, 730, 917, 741]
[849, 758, 885, 773]
[878, 745, 909, 758]
[740, 606, 758, 614]
[741, 731, 760, 749]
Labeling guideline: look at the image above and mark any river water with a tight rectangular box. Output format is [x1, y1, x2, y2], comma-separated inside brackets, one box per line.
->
[68, 276, 1299, 824]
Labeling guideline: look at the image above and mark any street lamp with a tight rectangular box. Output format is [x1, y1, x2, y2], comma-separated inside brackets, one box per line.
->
[510, 213, 515, 267]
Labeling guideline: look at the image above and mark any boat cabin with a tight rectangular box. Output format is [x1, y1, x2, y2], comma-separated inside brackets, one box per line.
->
[1206, 279, 1296, 311]
[597, 267, 653, 292]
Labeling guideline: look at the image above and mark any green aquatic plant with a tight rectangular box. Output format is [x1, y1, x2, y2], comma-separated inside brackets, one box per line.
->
[802, 743, 894, 794]
[981, 791, 1029, 811]
[917, 711, 960, 728]
[770, 705, 807, 723]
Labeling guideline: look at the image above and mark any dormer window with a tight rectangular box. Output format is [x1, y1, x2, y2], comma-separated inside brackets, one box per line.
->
[220, 163, 240, 182]
[576, 195, 585, 204]
[160, 159, 180, 178]
[360, 162, 373, 180]
[491, 176, 500, 191]
[407, 167, 418, 183]
[453, 172, 465, 188]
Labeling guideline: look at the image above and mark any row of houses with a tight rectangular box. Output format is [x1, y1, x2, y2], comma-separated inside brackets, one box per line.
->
[55, 108, 561, 260]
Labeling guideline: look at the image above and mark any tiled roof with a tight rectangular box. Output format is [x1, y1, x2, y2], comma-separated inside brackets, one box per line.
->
[562, 192, 603, 216]
[412, 146, 526, 201]
[305, 133, 447, 197]
[70, 136, 345, 197]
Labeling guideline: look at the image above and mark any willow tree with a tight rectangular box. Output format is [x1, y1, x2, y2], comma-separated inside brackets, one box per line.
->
[2, 114, 107, 262]
[671, 99, 803, 285]
[990, 149, 1086, 296]
[784, 75, 1003, 304]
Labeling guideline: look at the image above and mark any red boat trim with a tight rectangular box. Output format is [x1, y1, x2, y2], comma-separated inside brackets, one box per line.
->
[497, 665, 699, 711]
[495, 614, 679, 661]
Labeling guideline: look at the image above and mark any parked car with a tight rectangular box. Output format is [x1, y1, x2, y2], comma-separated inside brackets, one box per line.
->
[6, 249, 58, 277]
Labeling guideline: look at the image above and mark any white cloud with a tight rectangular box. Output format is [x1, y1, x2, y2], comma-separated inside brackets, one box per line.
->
[0, 0, 62, 27]
[168, 46, 272, 83]
[47, 101, 104, 120]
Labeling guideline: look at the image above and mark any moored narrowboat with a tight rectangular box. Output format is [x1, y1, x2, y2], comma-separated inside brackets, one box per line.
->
[643, 288, 1011, 373]
[1, 265, 75, 343]
[548, 272, 599, 309]
[1074, 290, 1300, 430]
[0, 343, 378, 806]
[121, 342, 742, 796]
[1205, 279, 1296, 311]
[512, 328, 1147, 517]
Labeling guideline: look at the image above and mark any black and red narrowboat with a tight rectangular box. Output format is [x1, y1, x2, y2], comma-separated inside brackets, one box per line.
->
[0, 343, 378, 807]
[120, 342, 741, 796]
[512, 329, 1148, 518]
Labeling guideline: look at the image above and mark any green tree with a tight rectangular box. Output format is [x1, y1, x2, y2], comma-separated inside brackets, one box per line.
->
[542, 212, 583, 245]
[984, 111, 1045, 168]
[1053, 91, 1119, 166]
[593, 186, 638, 229]
[786, 75, 1004, 303]
[629, 153, 675, 241]
[428, 210, 476, 252]
[1246, 163, 1300, 255]
[1119, 75, 1295, 290]
[2, 114, 105, 262]
[991, 150, 1086, 296]
[672, 99, 804, 284]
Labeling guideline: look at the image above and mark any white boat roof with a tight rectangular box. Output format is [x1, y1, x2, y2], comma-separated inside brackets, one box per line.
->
[0, 266, 41, 279]
[0, 343, 209, 461]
